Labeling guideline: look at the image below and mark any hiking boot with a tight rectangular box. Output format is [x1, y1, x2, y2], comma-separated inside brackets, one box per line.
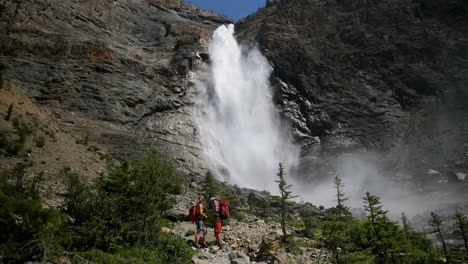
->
[195, 244, 201, 249]
[201, 243, 208, 248]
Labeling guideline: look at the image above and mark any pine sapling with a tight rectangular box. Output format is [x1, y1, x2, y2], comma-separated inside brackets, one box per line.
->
[453, 211, 468, 254]
[431, 212, 450, 264]
[334, 175, 350, 220]
[275, 163, 297, 242]
[5, 103, 13, 121]
[401, 212, 412, 237]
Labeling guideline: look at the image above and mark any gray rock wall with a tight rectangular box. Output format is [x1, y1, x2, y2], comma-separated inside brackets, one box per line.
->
[0, 0, 230, 176]
[236, 0, 468, 193]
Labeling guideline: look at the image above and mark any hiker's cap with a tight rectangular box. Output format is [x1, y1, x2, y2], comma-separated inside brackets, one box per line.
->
[210, 197, 215, 201]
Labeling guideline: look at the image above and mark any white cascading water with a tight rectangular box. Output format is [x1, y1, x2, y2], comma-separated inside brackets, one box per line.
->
[195, 24, 299, 193]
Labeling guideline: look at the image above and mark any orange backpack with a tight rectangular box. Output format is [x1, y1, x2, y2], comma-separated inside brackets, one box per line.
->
[219, 200, 230, 220]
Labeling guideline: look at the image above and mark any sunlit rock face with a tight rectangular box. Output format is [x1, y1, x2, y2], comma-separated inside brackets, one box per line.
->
[0, 0, 230, 175]
[235, 0, 468, 212]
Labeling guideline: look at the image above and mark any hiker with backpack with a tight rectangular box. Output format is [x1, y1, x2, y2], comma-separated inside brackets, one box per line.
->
[210, 197, 229, 247]
[189, 196, 208, 248]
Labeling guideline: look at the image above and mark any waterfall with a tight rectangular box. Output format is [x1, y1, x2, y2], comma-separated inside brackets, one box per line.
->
[195, 24, 299, 193]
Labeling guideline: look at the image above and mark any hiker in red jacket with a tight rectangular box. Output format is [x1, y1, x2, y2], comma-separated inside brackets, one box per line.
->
[194, 196, 208, 248]
[210, 196, 223, 247]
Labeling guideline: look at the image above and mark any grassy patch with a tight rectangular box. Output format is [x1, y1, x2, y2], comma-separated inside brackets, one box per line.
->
[185, 229, 195, 237]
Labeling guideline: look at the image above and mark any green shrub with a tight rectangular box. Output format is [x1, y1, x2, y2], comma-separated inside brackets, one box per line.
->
[203, 170, 220, 199]
[61, 151, 185, 252]
[34, 136, 45, 148]
[185, 229, 195, 236]
[78, 248, 165, 264]
[29, 172, 44, 199]
[0, 132, 23, 155]
[5, 103, 13, 121]
[44, 130, 55, 140]
[87, 145, 99, 151]
[11, 116, 34, 143]
[77, 240, 194, 264]
[11, 116, 19, 128]
[0, 166, 65, 261]
[154, 232, 194, 264]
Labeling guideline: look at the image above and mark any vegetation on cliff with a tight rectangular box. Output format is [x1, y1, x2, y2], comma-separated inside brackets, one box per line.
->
[0, 152, 194, 263]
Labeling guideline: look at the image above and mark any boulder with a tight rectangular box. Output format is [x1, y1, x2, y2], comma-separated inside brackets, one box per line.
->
[165, 208, 187, 222]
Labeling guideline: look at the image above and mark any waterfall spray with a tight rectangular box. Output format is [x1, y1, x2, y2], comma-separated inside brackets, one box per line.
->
[195, 24, 299, 193]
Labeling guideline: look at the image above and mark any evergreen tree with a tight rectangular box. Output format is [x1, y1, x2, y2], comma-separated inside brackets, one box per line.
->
[321, 175, 351, 263]
[401, 212, 412, 237]
[334, 175, 350, 220]
[202, 170, 220, 225]
[64, 151, 184, 250]
[431, 212, 450, 264]
[362, 192, 403, 264]
[203, 170, 219, 199]
[275, 163, 297, 242]
[400, 212, 439, 263]
[453, 211, 468, 254]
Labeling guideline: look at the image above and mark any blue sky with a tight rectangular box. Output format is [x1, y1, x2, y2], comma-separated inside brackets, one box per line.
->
[186, 0, 265, 21]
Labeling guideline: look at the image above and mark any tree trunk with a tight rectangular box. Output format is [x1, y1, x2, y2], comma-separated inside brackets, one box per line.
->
[142, 191, 150, 233]
[281, 203, 287, 242]
[460, 223, 468, 254]
[334, 245, 340, 264]
[437, 225, 450, 264]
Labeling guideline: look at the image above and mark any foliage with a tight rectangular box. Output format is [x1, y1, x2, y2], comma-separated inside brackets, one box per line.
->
[275, 163, 297, 242]
[401, 212, 413, 236]
[185, 229, 195, 236]
[0, 114, 36, 156]
[362, 192, 404, 263]
[202, 171, 243, 223]
[34, 135, 46, 148]
[321, 175, 352, 263]
[57, 151, 193, 263]
[43, 129, 56, 141]
[61, 151, 184, 250]
[5, 103, 13, 121]
[87, 145, 99, 151]
[0, 164, 65, 261]
[0, 131, 22, 155]
[203, 170, 219, 200]
[265, 0, 276, 7]
[453, 211, 468, 253]
[431, 212, 450, 263]
[77, 237, 193, 264]
[260, 200, 271, 219]
[333, 175, 350, 220]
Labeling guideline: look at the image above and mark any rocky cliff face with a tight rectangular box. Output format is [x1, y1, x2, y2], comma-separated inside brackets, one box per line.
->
[1, 0, 467, 201]
[236, 0, 468, 197]
[0, 0, 230, 175]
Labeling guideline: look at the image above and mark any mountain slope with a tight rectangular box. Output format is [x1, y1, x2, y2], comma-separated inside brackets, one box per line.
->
[0, 0, 230, 175]
[236, 0, 468, 193]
